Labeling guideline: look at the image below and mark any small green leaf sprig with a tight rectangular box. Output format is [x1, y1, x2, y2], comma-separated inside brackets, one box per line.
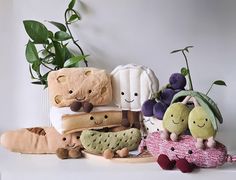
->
[23, 0, 88, 88]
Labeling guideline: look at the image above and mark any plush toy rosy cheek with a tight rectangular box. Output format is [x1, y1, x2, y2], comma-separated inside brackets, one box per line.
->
[141, 132, 236, 168]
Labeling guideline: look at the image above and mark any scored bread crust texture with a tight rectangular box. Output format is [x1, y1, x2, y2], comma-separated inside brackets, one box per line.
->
[0, 127, 82, 154]
[47, 67, 112, 107]
[50, 106, 123, 134]
[80, 128, 141, 154]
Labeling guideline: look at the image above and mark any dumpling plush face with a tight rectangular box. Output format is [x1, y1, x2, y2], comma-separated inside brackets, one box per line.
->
[163, 103, 190, 135]
[47, 68, 112, 107]
[111, 64, 159, 111]
[188, 106, 215, 139]
[143, 116, 164, 133]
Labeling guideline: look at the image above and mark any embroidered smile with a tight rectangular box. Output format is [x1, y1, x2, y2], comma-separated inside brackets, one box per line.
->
[172, 120, 180, 125]
[197, 123, 205, 128]
[75, 96, 86, 101]
[125, 99, 134, 103]
[66, 143, 76, 148]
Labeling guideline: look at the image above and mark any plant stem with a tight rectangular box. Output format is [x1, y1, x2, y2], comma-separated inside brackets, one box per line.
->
[206, 83, 214, 95]
[64, 9, 88, 67]
[41, 62, 54, 70]
[182, 51, 193, 90]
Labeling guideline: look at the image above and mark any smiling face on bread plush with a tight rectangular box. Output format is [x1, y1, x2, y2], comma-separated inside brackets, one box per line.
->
[61, 110, 122, 134]
[111, 64, 159, 111]
[47, 68, 112, 107]
[59, 132, 82, 149]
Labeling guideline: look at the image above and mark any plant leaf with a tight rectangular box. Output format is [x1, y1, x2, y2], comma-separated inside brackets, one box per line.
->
[181, 67, 189, 76]
[23, 20, 48, 43]
[68, 14, 80, 23]
[194, 93, 218, 130]
[25, 40, 40, 63]
[32, 61, 41, 72]
[213, 80, 227, 86]
[171, 90, 193, 104]
[48, 21, 67, 32]
[64, 55, 89, 67]
[198, 92, 223, 124]
[68, 0, 76, 9]
[170, 49, 183, 54]
[54, 31, 71, 41]
[48, 31, 54, 39]
[52, 41, 66, 68]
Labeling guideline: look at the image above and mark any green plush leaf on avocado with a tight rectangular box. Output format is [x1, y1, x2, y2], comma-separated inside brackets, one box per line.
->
[198, 92, 223, 123]
[194, 93, 218, 131]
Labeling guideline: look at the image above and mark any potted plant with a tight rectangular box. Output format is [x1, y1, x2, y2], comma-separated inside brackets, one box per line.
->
[23, 0, 88, 88]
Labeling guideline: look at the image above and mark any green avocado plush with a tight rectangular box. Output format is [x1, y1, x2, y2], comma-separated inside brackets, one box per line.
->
[162, 102, 190, 141]
[80, 128, 141, 155]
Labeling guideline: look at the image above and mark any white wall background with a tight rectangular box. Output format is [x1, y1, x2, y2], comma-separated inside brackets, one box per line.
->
[0, 0, 236, 150]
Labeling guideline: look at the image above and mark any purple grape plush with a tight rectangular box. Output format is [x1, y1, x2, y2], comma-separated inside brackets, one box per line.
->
[169, 73, 186, 90]
[141, 99, 157, 117]
[153, 102, 168, 120]
[160, 88, 176, 105]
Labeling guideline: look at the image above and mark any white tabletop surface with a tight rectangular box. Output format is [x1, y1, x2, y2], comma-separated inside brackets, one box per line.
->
[1, 145, 236, 180]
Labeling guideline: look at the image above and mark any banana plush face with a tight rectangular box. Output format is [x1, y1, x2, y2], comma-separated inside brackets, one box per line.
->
[163, 102, 190, 136]
[188, 106, 215, 139]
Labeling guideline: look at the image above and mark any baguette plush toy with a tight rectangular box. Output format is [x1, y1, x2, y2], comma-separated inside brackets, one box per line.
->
[80, 128, 141, 159]
[0, 127, 83, 159]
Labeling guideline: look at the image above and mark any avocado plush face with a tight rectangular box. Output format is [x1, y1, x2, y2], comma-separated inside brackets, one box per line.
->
[188, 106, 215, 139]
[163, 102, 190, 135]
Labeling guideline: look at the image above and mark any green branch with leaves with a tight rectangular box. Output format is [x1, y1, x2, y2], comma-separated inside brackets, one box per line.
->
[23, 0, 88, 88]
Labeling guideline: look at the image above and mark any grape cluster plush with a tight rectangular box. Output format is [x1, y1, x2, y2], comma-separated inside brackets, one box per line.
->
[141, 73, 186, 120]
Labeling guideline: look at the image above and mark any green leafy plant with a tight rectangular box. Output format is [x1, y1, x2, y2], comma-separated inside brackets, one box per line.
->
[23, 0, 88, 88]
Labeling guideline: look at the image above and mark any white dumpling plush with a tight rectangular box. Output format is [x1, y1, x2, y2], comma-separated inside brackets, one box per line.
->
[143, 116, 164, 133]
[111, 64, 159, 111]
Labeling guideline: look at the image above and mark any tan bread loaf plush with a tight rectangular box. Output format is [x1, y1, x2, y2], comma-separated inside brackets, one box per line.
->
[47, 67, 112, 107]
[0, 127, 82, 159]
[80, 128, 141, 159]
[50, 106, 123, 134]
